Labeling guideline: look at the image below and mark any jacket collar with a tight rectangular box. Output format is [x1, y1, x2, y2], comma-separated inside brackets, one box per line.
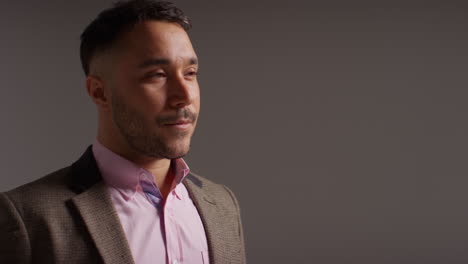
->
[69, 145, 102, 194]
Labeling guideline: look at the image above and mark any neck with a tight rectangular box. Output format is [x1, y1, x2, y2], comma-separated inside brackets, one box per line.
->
[96, 134, 174, 198]
[139, 157, 175, 199]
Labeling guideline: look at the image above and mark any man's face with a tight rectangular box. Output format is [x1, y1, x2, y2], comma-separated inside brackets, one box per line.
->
[106, 21, 200, 159]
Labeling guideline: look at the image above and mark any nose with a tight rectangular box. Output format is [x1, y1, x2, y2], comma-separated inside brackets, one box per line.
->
[168, 75, 196, 109]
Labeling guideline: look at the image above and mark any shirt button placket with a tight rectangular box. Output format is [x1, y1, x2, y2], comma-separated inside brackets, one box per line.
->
[165, 204, 180, 264]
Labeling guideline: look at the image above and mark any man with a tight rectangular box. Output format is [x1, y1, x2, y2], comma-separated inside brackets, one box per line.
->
[0, 1, 246, 263]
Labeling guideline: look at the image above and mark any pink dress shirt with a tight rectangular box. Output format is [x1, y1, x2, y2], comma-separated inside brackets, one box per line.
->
[92, 141, 209, 264]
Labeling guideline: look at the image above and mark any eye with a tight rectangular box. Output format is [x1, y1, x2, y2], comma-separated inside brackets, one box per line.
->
[148, 72, 166, 78]
[141, 71, 167, 84]
[142, 71, 167, 81]
[185, 69, 198, 77]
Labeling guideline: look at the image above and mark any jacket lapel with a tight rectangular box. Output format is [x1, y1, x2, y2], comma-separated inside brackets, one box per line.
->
[68, 146, 135, 264]
[184, 174, 228, 264]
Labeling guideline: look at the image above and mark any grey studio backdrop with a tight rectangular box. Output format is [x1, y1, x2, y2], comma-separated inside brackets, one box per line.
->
[1, 0, 468, 263]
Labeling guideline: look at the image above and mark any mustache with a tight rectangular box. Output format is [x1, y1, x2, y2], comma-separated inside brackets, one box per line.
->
[157, 108, 197, 125]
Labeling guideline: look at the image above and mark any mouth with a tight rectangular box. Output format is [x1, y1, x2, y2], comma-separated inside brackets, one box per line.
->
[163, 119, 193, 129]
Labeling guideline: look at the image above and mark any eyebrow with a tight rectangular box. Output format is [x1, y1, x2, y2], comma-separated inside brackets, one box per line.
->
[138, 57, 198, 69]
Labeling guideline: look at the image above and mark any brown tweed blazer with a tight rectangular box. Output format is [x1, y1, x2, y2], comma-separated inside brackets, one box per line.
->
[0, 147, 246, 264]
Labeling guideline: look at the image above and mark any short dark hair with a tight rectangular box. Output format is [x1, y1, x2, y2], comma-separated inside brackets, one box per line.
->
[80, 0, 191, 76]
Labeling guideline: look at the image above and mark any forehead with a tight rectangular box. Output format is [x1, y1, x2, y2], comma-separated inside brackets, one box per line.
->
[115, 20, 196, 63]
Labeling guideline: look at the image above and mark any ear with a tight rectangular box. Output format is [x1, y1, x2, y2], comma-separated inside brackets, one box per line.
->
[86, 75, 111, 111]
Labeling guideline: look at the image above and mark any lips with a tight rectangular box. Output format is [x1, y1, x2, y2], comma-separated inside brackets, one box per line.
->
[163, 119, 193, 130]
[164, 119, 192, 126]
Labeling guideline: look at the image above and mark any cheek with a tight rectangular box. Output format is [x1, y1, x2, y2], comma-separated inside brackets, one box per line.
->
[193, 92, 200, 106]
[133, 84, 168, 109]
[191, 85, 201, 107]
[146, 95, 167, 112]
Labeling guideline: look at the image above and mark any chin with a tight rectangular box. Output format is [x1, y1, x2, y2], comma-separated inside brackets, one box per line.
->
[161, 140, 191, 159]
[163, 148, 189, 159]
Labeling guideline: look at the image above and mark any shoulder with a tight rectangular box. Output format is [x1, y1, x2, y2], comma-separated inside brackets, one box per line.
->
[185, 171, 229, 192]
[1, 166, 75, 214]
[4, 166, 73, 197]
[184, 171, 242, 212]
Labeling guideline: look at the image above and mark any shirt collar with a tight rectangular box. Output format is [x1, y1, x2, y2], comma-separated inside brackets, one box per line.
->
[92, 140, 191, 200]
